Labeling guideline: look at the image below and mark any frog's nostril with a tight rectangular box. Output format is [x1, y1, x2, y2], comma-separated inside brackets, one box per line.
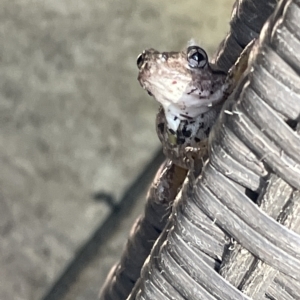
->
[137, 53, 144, 69]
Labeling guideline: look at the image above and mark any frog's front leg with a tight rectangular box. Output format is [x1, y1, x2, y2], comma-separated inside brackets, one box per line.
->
[183, 144, 209, 181]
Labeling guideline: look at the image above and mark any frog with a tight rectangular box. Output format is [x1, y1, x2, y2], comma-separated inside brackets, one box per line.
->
[137, 45, 228, 132]
[137, 41, 254, 169]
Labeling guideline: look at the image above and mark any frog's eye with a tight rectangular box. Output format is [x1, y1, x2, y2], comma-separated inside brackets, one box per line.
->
[137, 53, 144, 69]
[187, 46, 208, 69]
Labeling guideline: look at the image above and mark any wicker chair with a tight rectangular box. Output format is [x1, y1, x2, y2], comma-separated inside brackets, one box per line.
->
[100, 0, 300, 299]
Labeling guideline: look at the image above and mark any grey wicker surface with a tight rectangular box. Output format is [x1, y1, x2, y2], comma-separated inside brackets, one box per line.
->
[215, 0, 277, 71]
[100, 0, 300, 299]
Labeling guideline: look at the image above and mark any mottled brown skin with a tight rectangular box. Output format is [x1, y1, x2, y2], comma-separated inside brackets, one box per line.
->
[137, 42, 254, 169]
[137, 49, 227, 103]
[137, 47, 228, 132]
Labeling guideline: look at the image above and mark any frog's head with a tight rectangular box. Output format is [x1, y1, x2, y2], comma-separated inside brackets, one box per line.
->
[137, 44, 227, 131]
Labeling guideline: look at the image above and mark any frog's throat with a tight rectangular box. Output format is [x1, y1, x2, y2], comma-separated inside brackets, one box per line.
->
[162, 91, 226, 132]
[165, 112, 181, 133]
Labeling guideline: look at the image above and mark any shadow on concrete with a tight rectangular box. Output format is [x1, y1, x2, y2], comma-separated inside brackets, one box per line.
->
[42, 148, 165, 300]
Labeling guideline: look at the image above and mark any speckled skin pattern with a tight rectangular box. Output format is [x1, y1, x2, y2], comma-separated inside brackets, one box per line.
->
[155, 105, 222, 168]
[137, 47, 227, 132]
[137, 42, 253, 169]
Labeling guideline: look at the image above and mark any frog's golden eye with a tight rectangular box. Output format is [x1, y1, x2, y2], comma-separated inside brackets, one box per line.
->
[187, 46, 208, 69]
[136, 53, 144, 69]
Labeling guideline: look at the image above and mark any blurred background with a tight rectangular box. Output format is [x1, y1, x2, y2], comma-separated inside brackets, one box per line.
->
[0, 0, 234, 299]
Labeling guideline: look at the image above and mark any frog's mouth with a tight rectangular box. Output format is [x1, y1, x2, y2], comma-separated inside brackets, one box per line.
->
[138, 79, 153, 96]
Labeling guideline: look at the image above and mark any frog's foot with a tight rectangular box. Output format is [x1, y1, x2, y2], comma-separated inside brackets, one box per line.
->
[183, 145, 208, 180]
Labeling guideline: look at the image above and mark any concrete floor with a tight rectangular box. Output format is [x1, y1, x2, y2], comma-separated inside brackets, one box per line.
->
[0, 1, 234, 299]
